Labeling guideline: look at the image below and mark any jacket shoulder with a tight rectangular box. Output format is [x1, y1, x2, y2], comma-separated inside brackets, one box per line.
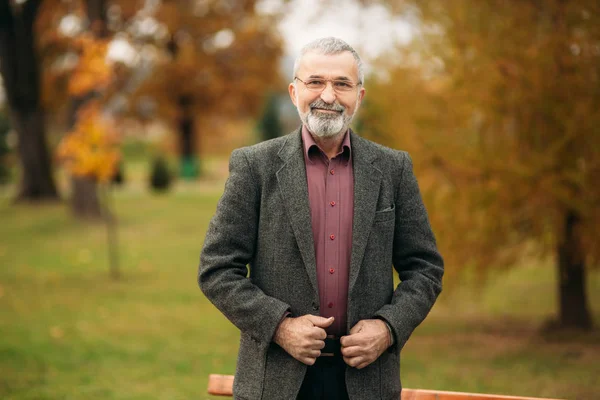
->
[229, 130, 299, 180]
[235, 131, 296, 160]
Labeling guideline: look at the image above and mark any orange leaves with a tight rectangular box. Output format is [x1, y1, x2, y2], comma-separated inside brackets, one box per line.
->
[131, 1, 283, 122]
[362, 0, 600, 277]
[68, 35, 112, 96]
[57, 102, 121, 183]
[58, 33, 120, 183]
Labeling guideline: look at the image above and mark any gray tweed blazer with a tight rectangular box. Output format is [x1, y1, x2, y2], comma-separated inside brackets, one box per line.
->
[199, 128, 443, 400]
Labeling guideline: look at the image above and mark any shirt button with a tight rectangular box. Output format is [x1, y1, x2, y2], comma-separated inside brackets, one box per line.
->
[330, 169, 335, 175]
[330, 201, 336, 206]
[330, 234, 335, 240]
[329, 268, 335, 274]
[328, 302, 334, 308]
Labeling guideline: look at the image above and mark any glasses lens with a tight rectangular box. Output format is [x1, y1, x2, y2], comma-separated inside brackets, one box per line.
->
[333, 81, 354, 92]
[306, 80, 325, 91]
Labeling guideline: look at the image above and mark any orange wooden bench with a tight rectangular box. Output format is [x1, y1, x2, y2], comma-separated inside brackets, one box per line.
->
[207, 374, 563, 400]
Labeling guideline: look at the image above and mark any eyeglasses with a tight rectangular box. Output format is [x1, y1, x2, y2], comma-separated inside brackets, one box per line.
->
[294, 77, 361, 93]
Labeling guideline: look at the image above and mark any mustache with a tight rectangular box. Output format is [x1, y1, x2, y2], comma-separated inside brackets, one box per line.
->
[309, 99, 345, 112]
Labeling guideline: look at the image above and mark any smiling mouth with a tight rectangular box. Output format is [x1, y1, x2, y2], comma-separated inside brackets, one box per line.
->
[312, 108, 342, 113]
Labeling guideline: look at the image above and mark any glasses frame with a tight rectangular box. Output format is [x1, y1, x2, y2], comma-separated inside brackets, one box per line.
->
[294, 76, 361, 93]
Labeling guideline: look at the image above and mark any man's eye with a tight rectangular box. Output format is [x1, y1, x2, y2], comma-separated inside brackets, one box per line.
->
[334, 81, 352, 88]
[306, 80, 325, 86]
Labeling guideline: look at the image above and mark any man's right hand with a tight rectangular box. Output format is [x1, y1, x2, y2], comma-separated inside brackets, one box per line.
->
[273, 315, 334, 365]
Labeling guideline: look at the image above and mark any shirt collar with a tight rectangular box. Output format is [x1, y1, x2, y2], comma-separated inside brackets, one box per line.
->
[301, 125, 352, 165]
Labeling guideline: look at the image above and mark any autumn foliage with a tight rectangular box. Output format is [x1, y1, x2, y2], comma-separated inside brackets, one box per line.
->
[67, 35, 112, 97]
[361, 0, 599, 328]
[57, 101, 120, 183]
[53, 28, 120, 183]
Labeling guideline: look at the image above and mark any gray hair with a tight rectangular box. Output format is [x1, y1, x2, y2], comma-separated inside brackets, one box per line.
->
[293, 37, 364, 85]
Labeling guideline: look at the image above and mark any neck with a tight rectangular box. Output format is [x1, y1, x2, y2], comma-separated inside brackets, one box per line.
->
[310, 130, 346, 159]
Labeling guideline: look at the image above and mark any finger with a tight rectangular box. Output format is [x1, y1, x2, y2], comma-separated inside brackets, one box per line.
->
[344, 355, 366, 368]
[306, 315, 334, 328]
[306, 339, 325, 350]
[308, 326, 327, 340]
[300, 337, 321, 349]
[355, 360, 373, 370]
[340, 345, 363, 358]
[301, 356, 317, 366]
[340, 333, 361, 348]
[308, 349, 321, 358]
[299, 347, 321, 358]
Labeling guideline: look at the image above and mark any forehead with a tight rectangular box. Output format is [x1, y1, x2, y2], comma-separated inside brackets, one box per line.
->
[297, 51, 359, 80]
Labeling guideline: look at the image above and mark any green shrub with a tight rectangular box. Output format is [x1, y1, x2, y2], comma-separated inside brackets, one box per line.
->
[149, 157, 172, 192]
[112, 161, 125, 186]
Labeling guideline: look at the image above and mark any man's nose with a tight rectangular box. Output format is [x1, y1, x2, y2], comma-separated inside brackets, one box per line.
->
[320, 82, 337, 103]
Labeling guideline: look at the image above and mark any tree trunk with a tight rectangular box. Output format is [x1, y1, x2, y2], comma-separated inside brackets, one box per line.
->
[85, 0, 109, 38]
[10, 107, 58, 201]
[550, 2, 592, 331]
[68, 94, 103, 218]
[60, 0, 110, 218]
[71, 176, 102, 219]
[0, 0, 58, 202]
[178, 96, 199, 179]
[556, 209, 592, 330]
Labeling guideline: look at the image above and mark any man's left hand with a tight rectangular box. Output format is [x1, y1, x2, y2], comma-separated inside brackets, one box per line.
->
[340, 319, 390, 369]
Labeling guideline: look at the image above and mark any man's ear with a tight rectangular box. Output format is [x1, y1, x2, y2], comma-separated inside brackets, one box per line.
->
[357, 87, 366, 106]
[288, 82, 298, 107]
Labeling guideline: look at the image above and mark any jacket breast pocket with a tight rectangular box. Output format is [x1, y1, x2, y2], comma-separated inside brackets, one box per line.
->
[373, 205, 395, 223]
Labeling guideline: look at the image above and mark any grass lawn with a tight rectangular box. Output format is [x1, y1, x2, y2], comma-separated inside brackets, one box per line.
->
[0, 166, 598, 399]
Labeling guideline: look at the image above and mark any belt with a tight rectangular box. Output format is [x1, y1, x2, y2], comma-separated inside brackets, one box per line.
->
[320, 336, 341, 358]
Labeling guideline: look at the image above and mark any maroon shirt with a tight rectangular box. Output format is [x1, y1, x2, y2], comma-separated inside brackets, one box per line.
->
[302, 126, 354, 337]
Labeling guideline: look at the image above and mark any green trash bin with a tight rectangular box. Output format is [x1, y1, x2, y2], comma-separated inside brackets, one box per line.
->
[180, 156, 199, 180]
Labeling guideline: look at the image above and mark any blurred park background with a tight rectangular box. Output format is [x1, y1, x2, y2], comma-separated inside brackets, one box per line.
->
[0, 0, 599, 399]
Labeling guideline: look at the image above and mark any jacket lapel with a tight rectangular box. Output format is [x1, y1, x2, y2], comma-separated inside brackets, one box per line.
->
[348, 132, 382, 295]
[276, 130, 319, 295]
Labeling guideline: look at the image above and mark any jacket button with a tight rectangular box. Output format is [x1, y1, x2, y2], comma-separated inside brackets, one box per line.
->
[312, 303, 319, 311]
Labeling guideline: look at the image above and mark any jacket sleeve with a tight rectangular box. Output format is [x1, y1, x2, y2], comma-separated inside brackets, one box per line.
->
[374, 152, 444, 351]
[198, 148, 290, 345]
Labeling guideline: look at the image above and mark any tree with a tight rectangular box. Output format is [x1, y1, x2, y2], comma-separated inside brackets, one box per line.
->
[0, 0, 117, 209]
[361, 0, 600, 329]
[57, 99, 120, 186]
[57, 97, 122, 279]
[0, 0, 58, 201]
[40, 0, 282, 213]
[66, 0, 115, 219]
[131, 0, 283, 177]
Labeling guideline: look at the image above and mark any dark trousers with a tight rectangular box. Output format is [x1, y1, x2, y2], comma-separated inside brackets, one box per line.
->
[297, 339, 349, 400]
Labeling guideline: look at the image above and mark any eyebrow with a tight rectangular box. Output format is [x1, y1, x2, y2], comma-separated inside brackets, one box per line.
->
[307, 75, 352, 81]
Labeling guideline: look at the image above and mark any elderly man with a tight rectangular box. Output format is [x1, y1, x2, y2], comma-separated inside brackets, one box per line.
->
[199, 37, 444, 400]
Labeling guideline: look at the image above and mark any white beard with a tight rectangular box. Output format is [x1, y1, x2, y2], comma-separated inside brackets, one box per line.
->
[296, 96, 360, 138]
